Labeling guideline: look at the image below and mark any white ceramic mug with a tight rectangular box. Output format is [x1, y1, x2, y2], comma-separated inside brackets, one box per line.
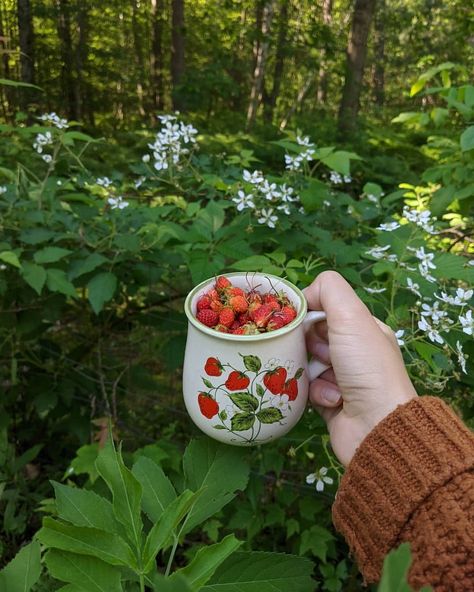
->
[183, 272, 329, 446]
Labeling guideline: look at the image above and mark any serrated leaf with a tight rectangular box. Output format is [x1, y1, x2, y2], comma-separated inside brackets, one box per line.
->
[69, 253, 109, 279]
[299, 525, 334, 562]
[228, 392, 259, 412]
[460, 126, 474, 151]
[132, 456, 177, 523]
[21, 262, 46, 295]
[46, 269, 77, 297]
[0, 540, 41, 592]
[95, 435, 143, 550]
[182, 439, 249, 534]
[201, 551, 315, 592]
[45, 549, 123, 592]
[87, 272, 117, 314]
[230, 256, 271, 271]
[34, 247, 72, 264]
[256, 408, 283, 424]
[241, 355, 261, 372]
[231, 412, 255, 431]
[171, 534, 242, 590]
[0, 250, 21, 268]
[37, 517, 136, 568]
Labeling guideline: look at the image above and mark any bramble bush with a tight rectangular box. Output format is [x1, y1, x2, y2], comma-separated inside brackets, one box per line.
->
[0, 67, 472, 590]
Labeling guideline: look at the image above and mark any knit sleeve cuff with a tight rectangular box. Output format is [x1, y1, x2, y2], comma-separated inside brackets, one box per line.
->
[332, 396, 474, 583]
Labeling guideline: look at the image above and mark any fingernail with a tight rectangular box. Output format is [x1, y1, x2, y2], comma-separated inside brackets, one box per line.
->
[322, 387, 341, 404]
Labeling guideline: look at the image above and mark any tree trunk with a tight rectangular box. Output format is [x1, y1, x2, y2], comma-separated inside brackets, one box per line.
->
[246, 0, 275, 130]
[75, 0, 89, 123]
[279, 74, 314, 130]
[263, 0, 289, 124]
[171, 0, 185, 110]
[132, 0, 145, 116]
[317, 0, 332, 104]
[372, 0, 385, 106]
[151, 0, 164, 110]
[337, 0, 376, 136]
[56, 0, 77, 120]
[0, 3, 12, 117]
[17, 0, 34, 111]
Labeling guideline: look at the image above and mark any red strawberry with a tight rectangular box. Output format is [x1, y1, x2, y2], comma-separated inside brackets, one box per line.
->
[263, 367, 287, 394]
[283, 378, 298, 400]
[280, 305, 297, 323]
[266, 312, 287, 332]
[225, 371, 250, 390]
[210, 299, 224, 313]
[197, 295, 211, 311]
[229, 295, 248, 313]
[215, 276, 231, 290]
[228, 287, 245, 297]
[219, 307, 235, 328]
[237, 311, 250, 325]
[198, 393, 219, 418]
[214, 323, 229, 333]
[251, 304, 274, 328]
[196, 309, 219, 327]
[205, 357, 223, 376]
[207, 288, 219, 301]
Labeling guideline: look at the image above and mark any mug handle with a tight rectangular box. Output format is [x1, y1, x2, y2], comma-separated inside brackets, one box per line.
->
[303, 310, 330, 382]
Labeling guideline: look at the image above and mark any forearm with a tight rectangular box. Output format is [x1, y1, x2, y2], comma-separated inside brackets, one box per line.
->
[332, 397, 474, 590]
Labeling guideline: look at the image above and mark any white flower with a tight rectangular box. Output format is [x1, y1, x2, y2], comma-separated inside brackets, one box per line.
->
[456, 341, 468, 374]
[144, 115, 198, 172]
[367, 193, 379, 204]
[243, 169, 264, 184]
[0, 264, 6, 270]
[277, 203, 291, 215]
[42, 154, 52, 163]
[108, 196, 129, 210]
[279, 184, 297, 202]
[296, 135, 314, 147]
[364, 286, 387, 294]
[403, 207, 436, 234]
[343, 175, 352, 183]
[365, 245, 397, 262]
[271, 394, 289, 412]
[39, 112, 69, 129]
[395, 330, 405, 346]
[407, 278, 422, 297]
[96, 176, 113, 188]
[142, 154, 151, 163]
[469, 260, 474, 267]
[329, 171, 342, 184]
[459, 310, 473, 335]
[306, 467, 334, 492]
[232, 190, 255, 212]
[0, 186, 7, 195]
[323, 200, 331, 207]
[377, 221, 400, 232]
[284, 359, 295, 373]
[258, 208, 278, 228]
[284, 154, 302, 171]
[419, 265, 437, 283]
[264, 358, 281, 370]
[421, 301, 448, 325]
[33, 131, 53, 153]
[134, 176, 146, 189]
[260, 180, 281, 201]
[410, 246, 436, 270]
[418, 317, 444, 344]
[455, 288, 473, 304]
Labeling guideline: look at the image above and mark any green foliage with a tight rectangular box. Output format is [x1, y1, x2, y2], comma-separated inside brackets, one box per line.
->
[0, 540, 41, 592]
[378, 543, 432, 592]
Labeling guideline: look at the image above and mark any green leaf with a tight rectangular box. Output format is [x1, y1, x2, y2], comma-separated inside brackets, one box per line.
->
[433, 253, 474, 282]
[377, 543, 413, 592]
[256, 408, 283, 424]
[0, 250, 21, 268]
[229, 392, 259, 413]
[142, 490, 200, 572]
[45, 549, 123, 592]
[0, 540, 41, 592]
[69, 253, 109, 279]
[87, 272, 117, 314]
[430, 185, 456, 216]
[46, 269, 77, 297]
[21, 262, 47, 295]
[37, 517, 136, 568]
[320, 150, 361, 176]
[52, 481, 122, 535]
[34, 247, 72, 264]
[0, 77, 43, 91]
[231, 412, 255, 431]
[171, 535, 242, 590]
[201, 551, 315, 592]
[202, 377, 214, 388]
[132, 456, 177, 523]
[256, 384, 264, 397]
[182, 439, 249, 535]
[241, 355, 261, 372]
[299, 526, 334, 562]
[460, 126, 474, 151]
[299, 179, 331, 212]
[95, 435, 143, 549]
[230, 255, 271, 271]
[152, 573, 193, 592]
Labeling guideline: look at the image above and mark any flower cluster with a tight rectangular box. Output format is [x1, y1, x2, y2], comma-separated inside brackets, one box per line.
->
[402, 207, 436, 234]
[107, 196, 129, 210]
[407, 246, 437, 283]
[329, 171, 352, 184]
[143, 114, 198, 172]
[284, 136, 315, 171]
[96, 176, 113, 188]
[38, 112, 69, 129]
[33, 131, 54, 163]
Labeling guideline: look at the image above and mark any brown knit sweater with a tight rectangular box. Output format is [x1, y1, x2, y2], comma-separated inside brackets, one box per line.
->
[332, 397, 474, 591]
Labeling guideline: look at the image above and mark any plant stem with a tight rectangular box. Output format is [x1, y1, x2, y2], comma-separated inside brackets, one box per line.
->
[165, 535, 180, 577]
[140, 574, 145, 592]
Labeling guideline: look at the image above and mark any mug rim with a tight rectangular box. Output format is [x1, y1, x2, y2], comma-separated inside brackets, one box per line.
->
[184, 271, 308, 341]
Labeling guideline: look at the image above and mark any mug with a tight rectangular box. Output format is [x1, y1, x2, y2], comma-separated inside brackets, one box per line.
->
[183, 272, 328, 446]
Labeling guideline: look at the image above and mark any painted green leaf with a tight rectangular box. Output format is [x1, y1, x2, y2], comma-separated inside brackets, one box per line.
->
[34, 247, 72, 264]
[256, 408, 283, 424]
[231, 412, 255, 431]
[21, 262, 47, 295]
[214, 424, 226, 430]
[202, 377, 214, 388]
[201, 551, 315, 592]
[171, 534, 242, 590]
[256, 384, 265, 397]
[241, 355, 261, 372]
[229, 392, 259, 413]
[37, 517, 136, 568]
[0, 250, 21, 268]
[46, 269, 77, 297]
[182, 439, 249, 535]
[132, 456, 177, 523]
[45, 549, 123, 592]
[87, 272, 117, 314]
[219, 410, 228, 421]
[0, 540, 41, 592]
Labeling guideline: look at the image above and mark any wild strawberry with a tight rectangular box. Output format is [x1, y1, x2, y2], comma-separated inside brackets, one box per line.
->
[232, 326, 246, 335]
[263, 367, 287, 394]
[248, 291, 262, 305]
[228, 287, 245, 297]
[281, 305, 297, 323]
[237, 311, 250, 325]
[214, 323, 229, 333]
[215, 276, 231, 291]
[251, 304, 274, 328]
[248, 300, 261, 320]
[197, 295, 211, 311]
[198, 393, 219, 418]
[266, 312, 287, 332]
[205, 357, 223, 376]
[225, 371, 250, 391]
[210, 299, 224, 313]
[219, 307, 235, 327]
[283, 378, 298, 400]
[229, 295, 248, 313]
[207, 288, 219, 301]
[196, 309, 219, 327]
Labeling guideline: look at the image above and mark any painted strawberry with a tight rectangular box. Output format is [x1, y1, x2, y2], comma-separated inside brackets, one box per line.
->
[225, 371, 250, 391]
[205, 357, 223, 376]
[198, 393, 219, 418]
[263, 367, 287, 394]
[283, 377, 298, 400]
[196, 309, 219, 327]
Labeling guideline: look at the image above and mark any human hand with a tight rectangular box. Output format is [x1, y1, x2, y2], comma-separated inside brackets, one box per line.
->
[304, 271, 418, 467]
